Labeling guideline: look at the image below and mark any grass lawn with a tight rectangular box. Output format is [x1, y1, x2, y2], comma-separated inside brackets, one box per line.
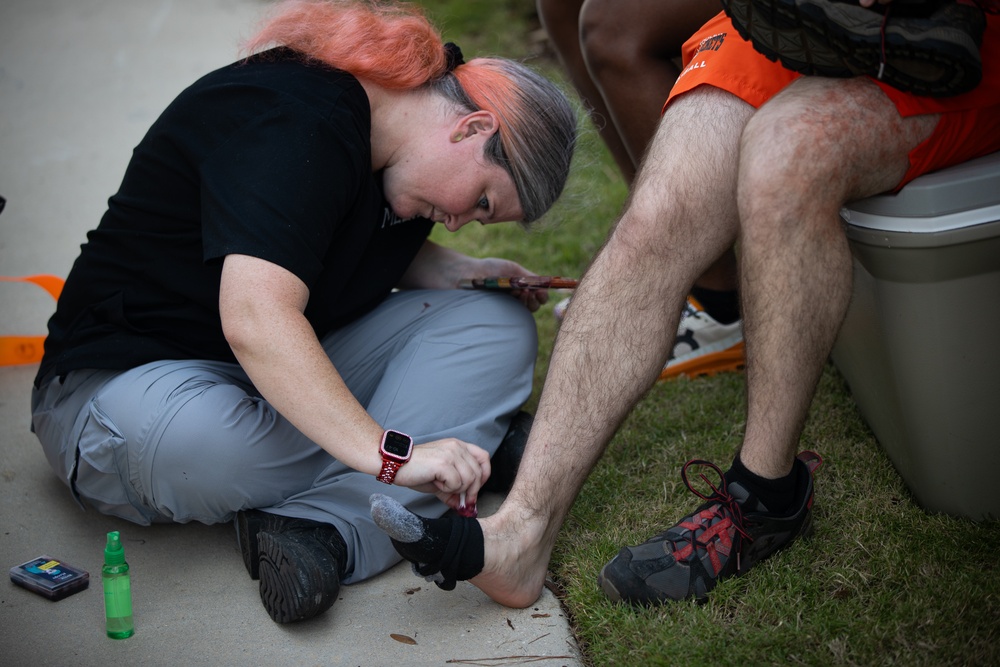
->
[420, 1, 1000, 665]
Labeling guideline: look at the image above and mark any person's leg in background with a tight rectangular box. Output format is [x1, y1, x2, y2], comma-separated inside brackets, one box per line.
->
[577, 0, 718, 178]
[536, 0, 635, 180]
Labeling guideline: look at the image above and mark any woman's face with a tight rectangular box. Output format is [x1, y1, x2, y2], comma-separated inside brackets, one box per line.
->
[381, 111, 524, 230]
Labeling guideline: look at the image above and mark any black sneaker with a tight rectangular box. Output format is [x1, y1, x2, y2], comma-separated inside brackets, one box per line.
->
[598, 451, 822, 605]
[721, 0, 986, 97]
[234, 509, 348, 623]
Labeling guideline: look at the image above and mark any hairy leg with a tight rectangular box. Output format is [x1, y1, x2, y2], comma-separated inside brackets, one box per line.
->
[735, 76, 938, 478]
[473, 89, 755, 607]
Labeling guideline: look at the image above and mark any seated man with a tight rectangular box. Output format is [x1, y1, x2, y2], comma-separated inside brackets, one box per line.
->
[372, 2, 1000, 606]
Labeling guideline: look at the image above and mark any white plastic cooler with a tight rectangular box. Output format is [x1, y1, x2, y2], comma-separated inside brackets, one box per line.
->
[832, 151, 1000, 521]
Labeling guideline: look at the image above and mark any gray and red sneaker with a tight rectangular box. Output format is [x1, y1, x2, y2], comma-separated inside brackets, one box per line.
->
[598, 451, 822, 604]
[720, 0, 986, 97]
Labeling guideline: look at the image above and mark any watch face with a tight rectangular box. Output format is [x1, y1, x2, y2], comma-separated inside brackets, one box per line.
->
[381, 430, 412, 460]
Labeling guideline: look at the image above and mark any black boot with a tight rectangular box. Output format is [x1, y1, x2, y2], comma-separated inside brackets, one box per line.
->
[234, 510, 348, 623]
[483, 410, 533, 494]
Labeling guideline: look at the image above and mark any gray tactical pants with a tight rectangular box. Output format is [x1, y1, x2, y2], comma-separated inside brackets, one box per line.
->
[31, 289, 537, 583]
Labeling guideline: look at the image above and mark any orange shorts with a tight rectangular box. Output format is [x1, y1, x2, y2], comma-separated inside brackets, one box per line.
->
[666, 11, 1000, 187]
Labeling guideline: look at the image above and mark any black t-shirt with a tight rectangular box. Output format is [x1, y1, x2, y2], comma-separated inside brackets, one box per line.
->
[36, 49, 433, 387]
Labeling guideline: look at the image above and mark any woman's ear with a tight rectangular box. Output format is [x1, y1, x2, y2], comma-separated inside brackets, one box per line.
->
[451, 110, 498, 142]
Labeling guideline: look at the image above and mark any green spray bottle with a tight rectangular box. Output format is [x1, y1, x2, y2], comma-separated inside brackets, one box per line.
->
[102, 531, 134, 639]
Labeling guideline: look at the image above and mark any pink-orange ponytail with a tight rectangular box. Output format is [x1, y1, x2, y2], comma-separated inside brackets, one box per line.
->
[245, 0, 448, 90]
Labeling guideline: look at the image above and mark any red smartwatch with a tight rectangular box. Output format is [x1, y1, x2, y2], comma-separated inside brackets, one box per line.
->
[376, 429, 413, 484]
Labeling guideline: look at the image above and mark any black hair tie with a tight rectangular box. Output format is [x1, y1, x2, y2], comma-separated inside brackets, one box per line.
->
[444, 42, 465, 72]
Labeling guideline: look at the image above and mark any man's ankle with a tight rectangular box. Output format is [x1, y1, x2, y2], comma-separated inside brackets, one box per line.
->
[725, 453, 797, 514]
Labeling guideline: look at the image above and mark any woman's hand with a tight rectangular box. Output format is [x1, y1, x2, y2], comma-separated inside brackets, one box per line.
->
[471, 256, 550, 312]
[398, 240, 551, 312]
[392, 438, 492, 509]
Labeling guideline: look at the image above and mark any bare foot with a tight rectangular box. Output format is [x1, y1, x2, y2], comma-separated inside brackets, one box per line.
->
[469, 507, 556, 608]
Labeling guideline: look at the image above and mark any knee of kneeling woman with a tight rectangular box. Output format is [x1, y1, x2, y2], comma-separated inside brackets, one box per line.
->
[428, 293, 539, 399]
[467, 292, 539, 361]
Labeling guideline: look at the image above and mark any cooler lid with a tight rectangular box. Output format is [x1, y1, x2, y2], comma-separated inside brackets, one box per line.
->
[842, 151, 1000, 231]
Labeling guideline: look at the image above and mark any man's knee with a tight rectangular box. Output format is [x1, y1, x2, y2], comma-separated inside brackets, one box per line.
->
[743, 104, 828, 184]
[736, 104, 849, 232]
[740, 77, 925, 205]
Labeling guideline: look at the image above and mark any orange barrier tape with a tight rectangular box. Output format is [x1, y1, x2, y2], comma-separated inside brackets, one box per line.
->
[0, 274, 64, 300]
[0, 336, 48, 366]
[0, 275, 65, 366]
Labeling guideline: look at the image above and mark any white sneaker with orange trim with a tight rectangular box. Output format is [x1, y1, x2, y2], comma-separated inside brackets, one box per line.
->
[553, 295, 745, 379]
[661, 297, 744, 379]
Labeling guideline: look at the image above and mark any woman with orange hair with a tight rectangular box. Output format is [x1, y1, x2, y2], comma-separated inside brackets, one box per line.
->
[30, 0, 576, 623]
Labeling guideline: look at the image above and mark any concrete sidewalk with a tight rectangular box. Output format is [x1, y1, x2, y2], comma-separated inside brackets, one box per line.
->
[0, 1, 583, 665]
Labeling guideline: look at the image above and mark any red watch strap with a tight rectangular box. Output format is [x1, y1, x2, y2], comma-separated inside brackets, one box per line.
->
[377, 458, 403, 484]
